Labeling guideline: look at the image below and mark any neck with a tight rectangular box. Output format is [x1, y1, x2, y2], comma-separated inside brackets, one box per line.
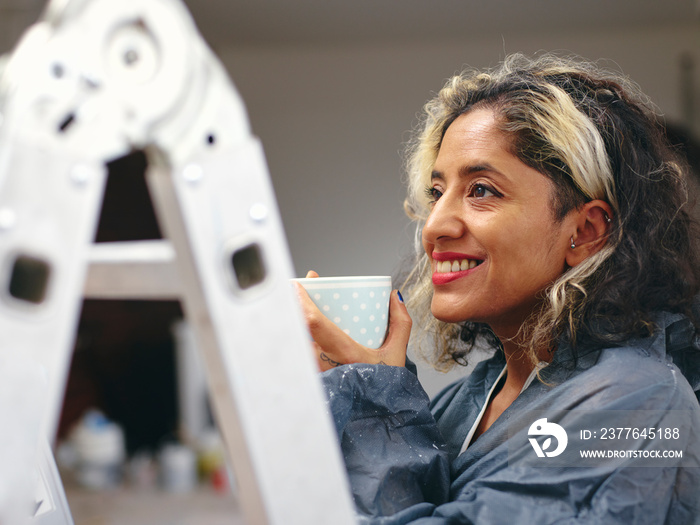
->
[499, 336, 550, 393]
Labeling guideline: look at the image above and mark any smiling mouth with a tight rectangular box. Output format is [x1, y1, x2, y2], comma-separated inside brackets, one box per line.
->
[431, 258, 483, 285]
[434, 259, 482, 273]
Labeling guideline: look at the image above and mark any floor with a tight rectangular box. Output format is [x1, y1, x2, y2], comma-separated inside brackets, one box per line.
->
[65, 486, 244, 525]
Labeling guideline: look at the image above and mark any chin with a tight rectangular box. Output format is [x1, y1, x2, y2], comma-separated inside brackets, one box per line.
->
[430, 304, 469, 324]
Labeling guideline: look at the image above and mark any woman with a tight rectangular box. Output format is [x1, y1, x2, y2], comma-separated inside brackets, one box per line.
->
[296, 54, 700, 524]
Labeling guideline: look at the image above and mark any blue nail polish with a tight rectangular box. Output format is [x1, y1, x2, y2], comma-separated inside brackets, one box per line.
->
[397, 290, 404, 303]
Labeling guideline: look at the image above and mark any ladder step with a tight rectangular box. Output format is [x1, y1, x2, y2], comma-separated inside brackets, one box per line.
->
[84, 240, 181, 299]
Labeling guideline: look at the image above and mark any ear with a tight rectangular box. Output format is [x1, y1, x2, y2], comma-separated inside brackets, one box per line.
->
[565, 200, 614, 267]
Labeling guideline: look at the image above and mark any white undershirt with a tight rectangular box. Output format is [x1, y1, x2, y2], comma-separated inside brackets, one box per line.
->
[459, 362, 545, 454]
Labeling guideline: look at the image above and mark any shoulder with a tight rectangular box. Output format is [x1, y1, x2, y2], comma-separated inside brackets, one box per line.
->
[552, 340, 698, 412]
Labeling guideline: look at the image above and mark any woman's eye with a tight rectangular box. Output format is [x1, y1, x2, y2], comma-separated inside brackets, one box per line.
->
[425, 186, 443, 203]
[470, 183, 496, 198]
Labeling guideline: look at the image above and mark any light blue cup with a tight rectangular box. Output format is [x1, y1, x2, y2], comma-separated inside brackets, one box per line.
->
[294, 276, 392, 349]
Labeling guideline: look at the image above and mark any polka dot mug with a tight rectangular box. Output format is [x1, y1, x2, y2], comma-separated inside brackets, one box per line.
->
[294, 276, 392, 349]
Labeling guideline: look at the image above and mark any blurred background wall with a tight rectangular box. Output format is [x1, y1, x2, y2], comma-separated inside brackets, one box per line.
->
[0, 0, 698, 448]
[222, 27, 700, 279]
[197, 1, 700, 280]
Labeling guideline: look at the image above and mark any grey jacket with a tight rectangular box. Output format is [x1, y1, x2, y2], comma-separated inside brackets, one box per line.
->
[321, 311, 700, 524]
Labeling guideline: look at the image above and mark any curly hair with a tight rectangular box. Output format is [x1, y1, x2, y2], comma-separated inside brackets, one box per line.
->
[402, 53, 700, 369]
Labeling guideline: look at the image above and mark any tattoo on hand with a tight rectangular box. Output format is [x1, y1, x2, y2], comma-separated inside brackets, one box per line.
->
[320, 353, 342, 367]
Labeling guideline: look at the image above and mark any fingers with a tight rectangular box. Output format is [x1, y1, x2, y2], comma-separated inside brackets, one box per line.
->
[294, 281, 361, 370]
[306, 309, 361, 366]
[305, 270, 319, 278]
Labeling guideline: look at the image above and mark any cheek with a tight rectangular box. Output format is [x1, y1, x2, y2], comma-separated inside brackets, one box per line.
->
[494, 226, 568, 280]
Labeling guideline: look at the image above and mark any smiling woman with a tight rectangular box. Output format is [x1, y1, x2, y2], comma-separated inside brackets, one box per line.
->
[402, 56, 696, 373]
[296, 53, 700, 524]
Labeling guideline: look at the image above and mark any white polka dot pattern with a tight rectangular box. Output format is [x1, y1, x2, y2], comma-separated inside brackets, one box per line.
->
[293, 276, 392, 349]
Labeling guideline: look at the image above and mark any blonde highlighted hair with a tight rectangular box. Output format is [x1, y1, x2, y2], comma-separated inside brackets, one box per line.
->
[402, 53, 699, 369]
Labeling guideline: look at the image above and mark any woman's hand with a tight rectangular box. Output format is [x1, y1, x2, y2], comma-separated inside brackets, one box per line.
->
[295, 271, 413, 371]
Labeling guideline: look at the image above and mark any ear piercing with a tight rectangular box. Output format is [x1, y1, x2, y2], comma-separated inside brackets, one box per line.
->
[571, 213, 612, 249]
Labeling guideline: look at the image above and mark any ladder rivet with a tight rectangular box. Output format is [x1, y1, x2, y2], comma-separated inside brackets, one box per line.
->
[250, 203, 268, 223]
[124, 48, 139, 66]
[183, 164, 203, 184]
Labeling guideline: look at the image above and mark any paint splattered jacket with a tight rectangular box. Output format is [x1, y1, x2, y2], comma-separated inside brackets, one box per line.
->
[321, 311, 700, 524]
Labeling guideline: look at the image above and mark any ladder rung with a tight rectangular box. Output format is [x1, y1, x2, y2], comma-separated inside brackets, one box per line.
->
[84, 240, 181, 299]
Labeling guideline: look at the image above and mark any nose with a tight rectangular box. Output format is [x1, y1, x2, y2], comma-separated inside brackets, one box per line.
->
[422, 192, 465, 246]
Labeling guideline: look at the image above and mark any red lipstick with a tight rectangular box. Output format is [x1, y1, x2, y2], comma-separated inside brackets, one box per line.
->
[430, 252, 483, 285]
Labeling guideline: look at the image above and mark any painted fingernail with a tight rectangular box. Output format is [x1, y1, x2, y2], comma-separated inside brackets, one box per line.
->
[397, 290, 404, 303]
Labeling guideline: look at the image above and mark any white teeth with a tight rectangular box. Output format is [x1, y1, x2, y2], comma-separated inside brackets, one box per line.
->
[434, 259, 481, 273]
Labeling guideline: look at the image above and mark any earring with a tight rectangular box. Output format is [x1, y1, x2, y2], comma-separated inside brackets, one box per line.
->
[570, 237, 576, 249]
[604, 214, 612, 223]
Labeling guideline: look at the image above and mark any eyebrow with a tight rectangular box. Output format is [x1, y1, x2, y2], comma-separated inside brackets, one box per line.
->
[431, 163, 501, 180]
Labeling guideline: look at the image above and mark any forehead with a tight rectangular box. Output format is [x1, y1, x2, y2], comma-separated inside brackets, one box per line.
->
[433, 108, 515, 176]
[436, 108, 511, 163]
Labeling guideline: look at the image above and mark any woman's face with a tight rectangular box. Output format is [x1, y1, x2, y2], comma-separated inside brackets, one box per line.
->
[422, 108, 575, 339]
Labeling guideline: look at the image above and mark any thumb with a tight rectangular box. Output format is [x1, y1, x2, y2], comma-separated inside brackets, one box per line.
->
[380, 291, 412, 360]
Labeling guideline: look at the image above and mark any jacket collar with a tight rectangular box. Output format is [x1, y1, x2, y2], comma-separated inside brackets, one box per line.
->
[542, 310, 700, 400]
